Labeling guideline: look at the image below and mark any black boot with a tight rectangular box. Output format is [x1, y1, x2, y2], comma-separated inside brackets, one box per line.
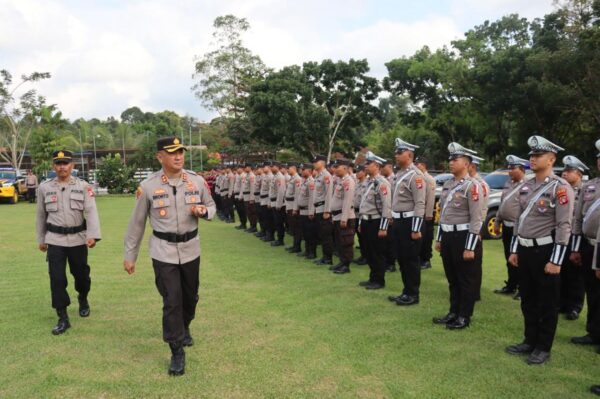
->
[270, 239, 284, 247]
[183, 328, 194, 347]
[78, 295, 90, 318]
[168, 341, 186, 376]
[52, 308, 71, 335]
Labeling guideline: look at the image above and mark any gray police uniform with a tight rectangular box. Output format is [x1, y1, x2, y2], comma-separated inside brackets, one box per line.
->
[314, 168, 334, 262]
[419, 171, 436, 266]
[124, 169, 216, 343]
[330, 173, 356, 268]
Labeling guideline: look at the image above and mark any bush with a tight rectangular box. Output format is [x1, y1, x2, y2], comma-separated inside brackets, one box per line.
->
[96, 153, 138, 194]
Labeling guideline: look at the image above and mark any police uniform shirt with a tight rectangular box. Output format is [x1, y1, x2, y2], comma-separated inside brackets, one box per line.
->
[473, 173, 490, 222]
[233, 172, 242, 198]
[330, 174, 356, 222]
[285, 173, 301, 210]
[359, 175, 392, 230]
[297, 176, 315, 216]
[392, 163, 426, 232]
[495, 178, 526, 228]
[26, 174, 38, 187]
[243, 172, 256, 202]
[253, 172, 262, 202]
[423, 172, 436, 219]
[260, 172, 273, 206]
[573, 177, 600, 248]
[36, 176, 102, 247]
[313, 169, 333, 214]
[237, 172, 246, 200]
[124, 170, 216, 264]
[354, 178, 369, 214]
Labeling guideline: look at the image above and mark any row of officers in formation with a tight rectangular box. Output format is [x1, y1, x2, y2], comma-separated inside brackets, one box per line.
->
[33, 135, 600, 393]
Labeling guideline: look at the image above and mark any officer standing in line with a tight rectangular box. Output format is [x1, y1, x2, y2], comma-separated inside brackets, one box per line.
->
[558, 155, 587, 319]
[214, 167, 223, 220]
[26, 169, 39, 203]
[285, 163, 303, 253]
[329, 159, 356, 274]
[493, 155, 529, 297]
[570, 140, 600, 347]
[253, 165, 264, 235]
[505, 136, 574, 365]
[123, 136, 216, 376]
[433, 143, 483, 330]
[36, 150, 101, 335]
[415, 157, 436, 270]
[358, 151, 392, 290]
[270, 162, 286, 246]
[469, 155, 488, 302]
[242, 163, 258, 233]
[312, 155, 334, 266]
[353, 164, 368, 265]
[388, 138, 426, 306]
[221, 166, 234, 223]
[591, 218, 600, 396]
[234, 165, 247, 230]
[381, 160, 397, 272]
[296, 163, 318, 259]
[259, 161, 274, 242]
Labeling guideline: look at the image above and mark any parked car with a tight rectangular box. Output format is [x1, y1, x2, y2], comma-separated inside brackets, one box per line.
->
[0, 168, 27, 204]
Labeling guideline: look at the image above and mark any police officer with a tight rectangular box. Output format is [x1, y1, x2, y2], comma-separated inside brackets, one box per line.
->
[123, 137, 216, 376]
[469, 155, 489, 302]
[570, 140, 600, 347]
[381, 160, 397, 272]
[505, 136, 574, 365]
[214, 167, 223, 220]
[243, 163, 258, 233]
[353, 164, 368, 265]
[26, 169, 38, 203]
[259, 161, 274, 241]
[313, 155, 334, 266]
[296, 163, 318, 259]
[221, 166, 234, 223]
[269, 162, 286, 246]
[415, 156, 436, 270]
[253, 166, 264, 235]
[559, 155, 587, 320]
[433, 143, 483, 330]
[493, 155, 529, 297]
[329, 159, 356, 274]
[358, 152, 392, 290]
[36, 150, 102, 335]
[388, 138, 426, 306]
[285, 163, 302, 253]
[234, 165, 247, 230]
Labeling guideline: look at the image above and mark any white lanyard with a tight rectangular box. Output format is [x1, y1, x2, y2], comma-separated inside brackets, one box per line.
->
[393, 170, 415, 198]
[518, 181, 558, 225]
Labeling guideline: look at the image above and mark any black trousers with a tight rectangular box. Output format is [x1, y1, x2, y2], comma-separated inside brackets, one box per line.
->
[560, 246, 584, 313]
[392, 218, 422, 297]
[501, 226, 519, 290]
[518, 244, 560, 352]
[419, 218, 434, 263]
[272, 207, 286, 241]
[287, 210, 302, 248]
[355, 221, 367, 259]
[440, 231, 482, 318]
[316, 213, 333, 259]
[222, 196, 234, 221]
[257, 204, 266, 232]
[384, 227, 395, 267]
[47, 244, 91, 310]
[301, 215, 318, 255]
[245, 201, 257, 227]
[334, 219, 355, 265]
[152, 257, 200, 343]
[581, 241, 600, 339]
[361, 219, 387, 285]
[27, 187, 36, 203]
[214, 194, 222, 214]
[234, 198, 247, 226]
[262, 205, 274, 237]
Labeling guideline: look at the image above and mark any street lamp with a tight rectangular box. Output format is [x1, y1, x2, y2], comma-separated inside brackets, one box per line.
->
[78, 128, 85, 179]
[188, 117, 194, 170]
[92, 134, 100, 187]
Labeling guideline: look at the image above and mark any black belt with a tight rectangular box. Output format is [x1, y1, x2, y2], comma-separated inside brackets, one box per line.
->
[314, 201, 325, 207]
[260, 195, 268, 199]
[299, 206, 308, 210]
[153, 229, 198, 243]
[331, 210, 342, 216]
[46, 221, 87, 235]
[270, 197, 276, 201]
[243, 191, 250, 194]
[285, 197, 294, 201]
[254, 192, 260, 195]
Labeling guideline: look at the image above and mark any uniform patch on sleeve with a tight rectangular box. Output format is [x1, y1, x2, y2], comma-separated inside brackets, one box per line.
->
[296, 181, 301, 187]
[415, 177, 423, 189]
[380, 184, 388, 195]
[471, 185, 479, 201]
[343, 180, 350, 191]
[557, 187, 569, 205]
[136, 186, 143, 200]
[87, 186, 95, 197]
[324, 176, 330, 185]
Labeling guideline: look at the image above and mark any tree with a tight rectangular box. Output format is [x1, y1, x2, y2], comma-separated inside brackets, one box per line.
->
[0, 70, 50, 169]
[96, 153, 137, 194]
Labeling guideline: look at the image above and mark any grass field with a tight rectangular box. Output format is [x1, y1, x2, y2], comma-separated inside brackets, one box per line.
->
[0, 196, 598, 398]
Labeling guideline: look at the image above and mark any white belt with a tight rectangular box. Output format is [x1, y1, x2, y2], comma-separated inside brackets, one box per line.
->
[392, 211, 415, 219]
[503, 221, 515, 227]
[588, 238, 598, 246]
[361, 215, 381, 221]
[440, 223, 470, 232]
[518, 236, 553, 247]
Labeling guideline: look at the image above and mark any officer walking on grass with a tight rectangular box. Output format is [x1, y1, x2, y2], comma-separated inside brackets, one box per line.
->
[123, 136, 216, 376]
[36, 150, 101, 335]
[505, 136, 574, 365]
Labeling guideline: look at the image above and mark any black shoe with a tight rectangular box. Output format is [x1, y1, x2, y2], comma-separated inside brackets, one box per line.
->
[387, 295, 401, 302]
[78, 295, 90, 318]
[359, 280, 372, 287]
[420, 261, 432, 270]
[385, 264, 396, 272]
[571, 334, 600, 345]
[270, 240, 284, 247]
[235, 224, 246, 230]
[285, 246, 295, 252]
[333, 266, 350, 274]
[264, 235, 275, 242]
[433, 313, 457, 325]
[183, 328, 194, 347]
[565, 310, 580, 320]
[329, 262, 344, 271]
[52, 308, 70, 335]
[289, 247, 302, 254]
[255, 231, 265, 238]
[494, 284, 516, 295]
[168, 342, 186, 376]
[505, 342, 534, 355]
[314, 258, 333, 266]
[354, 257, 367, 265]
[305, 253, 317, 260]
[526, 349, 550, 365]
[245, 227, 257, 233]
[365, 282, 385, 290]
[396, 294, 419, 306]
[446, 316, 470, 330]
[591, 385, 600, 396]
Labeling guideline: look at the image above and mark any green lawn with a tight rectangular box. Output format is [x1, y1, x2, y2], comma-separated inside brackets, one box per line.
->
[0, 196, 597, 398]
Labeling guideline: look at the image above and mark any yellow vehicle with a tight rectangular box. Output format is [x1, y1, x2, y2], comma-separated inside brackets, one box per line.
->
[0, 168, 27, 204]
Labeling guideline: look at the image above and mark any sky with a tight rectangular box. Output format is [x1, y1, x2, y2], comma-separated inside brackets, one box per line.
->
[1, 0, 556, 122]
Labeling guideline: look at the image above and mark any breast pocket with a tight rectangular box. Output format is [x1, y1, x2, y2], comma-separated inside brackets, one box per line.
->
[185, 195, 201, 205]
[70, 193, 85, 210]
[152, 197, 171, 208]
[45, 195, 58, 212]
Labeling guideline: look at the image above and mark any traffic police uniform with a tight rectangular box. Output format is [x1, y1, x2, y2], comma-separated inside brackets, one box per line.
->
[506, 136, 574, 364]
[36, 150, 102, 334]
[329, 159, 356, 274]
[389, 139, 426, 305]
[415, 156, 436, 269]
[434, 143, 483, 329]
